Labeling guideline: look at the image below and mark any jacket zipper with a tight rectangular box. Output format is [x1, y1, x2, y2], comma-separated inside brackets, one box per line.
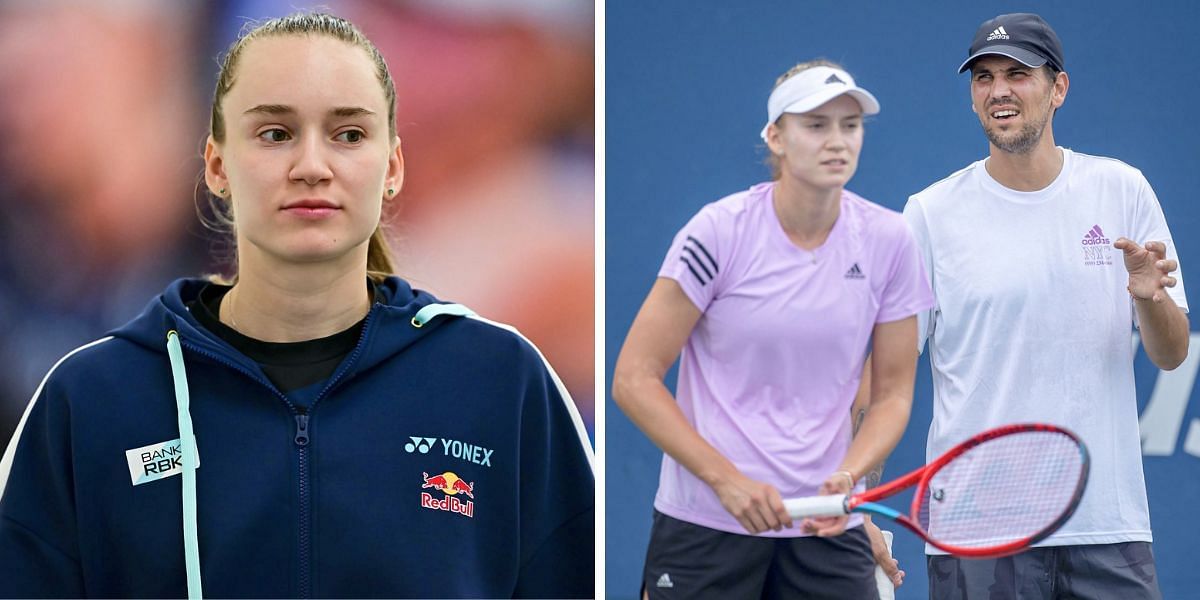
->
[294, 412, 311, 598]
[179, 307, 376, 599]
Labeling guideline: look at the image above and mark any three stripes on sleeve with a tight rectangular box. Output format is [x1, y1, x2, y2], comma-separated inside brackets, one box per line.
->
[680, 236, 719, 286]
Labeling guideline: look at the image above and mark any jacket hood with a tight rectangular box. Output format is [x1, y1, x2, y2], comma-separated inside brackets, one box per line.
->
[110, 277, 454, 376]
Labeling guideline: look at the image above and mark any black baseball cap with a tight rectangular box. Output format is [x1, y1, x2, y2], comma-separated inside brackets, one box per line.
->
[958, 13, 1065, 74]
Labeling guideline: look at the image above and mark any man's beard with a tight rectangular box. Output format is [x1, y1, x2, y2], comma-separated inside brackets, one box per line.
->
[983, 103, 1050, 154]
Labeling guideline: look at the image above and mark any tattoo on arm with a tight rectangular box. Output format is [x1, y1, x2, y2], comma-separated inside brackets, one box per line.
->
[866, 462, 883, 490]
[852, 407, 885, 489]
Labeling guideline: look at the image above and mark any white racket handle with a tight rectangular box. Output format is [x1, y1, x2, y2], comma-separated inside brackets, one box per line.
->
[874, 529, 895, 600]
[783, 494, 849, 518]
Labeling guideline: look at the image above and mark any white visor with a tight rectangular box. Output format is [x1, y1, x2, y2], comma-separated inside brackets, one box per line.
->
[760, 66, 880, 140]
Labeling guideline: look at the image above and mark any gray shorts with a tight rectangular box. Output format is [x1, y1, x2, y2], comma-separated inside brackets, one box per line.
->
[642, 510, 878, 600]
[928, 542, 1161, 599]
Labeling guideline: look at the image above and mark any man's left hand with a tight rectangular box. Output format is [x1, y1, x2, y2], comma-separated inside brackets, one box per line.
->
[1114, 238, 1178, 302]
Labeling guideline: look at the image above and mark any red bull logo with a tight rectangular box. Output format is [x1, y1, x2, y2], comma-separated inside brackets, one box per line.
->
[419, 471, 475, 518]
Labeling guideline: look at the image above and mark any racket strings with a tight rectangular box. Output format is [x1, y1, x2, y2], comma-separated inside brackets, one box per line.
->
[916, 430, 1084, 549]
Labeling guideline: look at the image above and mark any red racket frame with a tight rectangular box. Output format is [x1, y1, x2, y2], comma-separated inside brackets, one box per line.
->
[850, 423, 1089, 558]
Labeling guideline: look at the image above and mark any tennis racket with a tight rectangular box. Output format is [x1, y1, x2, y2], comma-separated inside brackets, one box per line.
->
[784, 423, 1089, 558]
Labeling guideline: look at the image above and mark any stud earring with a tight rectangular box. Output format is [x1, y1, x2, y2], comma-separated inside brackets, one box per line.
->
[218, 188, 226, 196]
[387, 188, 394, 196]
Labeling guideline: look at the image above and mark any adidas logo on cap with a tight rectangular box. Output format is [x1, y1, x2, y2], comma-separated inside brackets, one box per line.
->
[986, 26, 1009, 41]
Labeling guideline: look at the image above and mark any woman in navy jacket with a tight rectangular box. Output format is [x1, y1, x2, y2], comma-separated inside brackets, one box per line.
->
[0, 13, 594, 599]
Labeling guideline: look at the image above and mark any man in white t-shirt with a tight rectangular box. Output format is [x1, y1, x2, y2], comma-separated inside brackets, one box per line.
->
[904, 12, 1188, 600]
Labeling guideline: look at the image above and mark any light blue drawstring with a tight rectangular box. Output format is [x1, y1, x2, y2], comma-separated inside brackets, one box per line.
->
[411, 303, 476, 327]
[166, 331, 203, 600]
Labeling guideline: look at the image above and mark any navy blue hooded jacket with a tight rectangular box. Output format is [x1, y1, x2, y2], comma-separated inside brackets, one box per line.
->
[0, 278, 595, 598]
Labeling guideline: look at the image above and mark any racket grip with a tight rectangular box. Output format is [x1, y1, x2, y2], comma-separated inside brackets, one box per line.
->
[874, 530, 895, 600]
[783, 494, 849, 518]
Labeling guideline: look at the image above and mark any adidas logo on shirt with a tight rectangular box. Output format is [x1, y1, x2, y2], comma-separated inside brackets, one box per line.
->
[845, 263, 865, 280]
[1081, 224, 1111, 246]
[986, 26, 1009, 41]
[656, 573, 674, 588]
[1081, 224, 1115, 267]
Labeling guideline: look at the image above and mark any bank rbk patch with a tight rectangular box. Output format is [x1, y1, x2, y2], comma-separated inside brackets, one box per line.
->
[125, 438, 198, 486]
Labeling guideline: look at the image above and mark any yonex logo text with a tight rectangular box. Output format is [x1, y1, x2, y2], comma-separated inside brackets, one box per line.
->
[405, 435, 493, 467]
[442, 438, 493, 467]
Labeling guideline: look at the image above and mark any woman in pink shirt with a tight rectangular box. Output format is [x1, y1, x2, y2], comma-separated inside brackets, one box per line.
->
[613, 59, 933, 599]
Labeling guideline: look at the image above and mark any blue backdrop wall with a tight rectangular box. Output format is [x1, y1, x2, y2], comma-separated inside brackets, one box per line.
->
[605, 2, 1200, 598]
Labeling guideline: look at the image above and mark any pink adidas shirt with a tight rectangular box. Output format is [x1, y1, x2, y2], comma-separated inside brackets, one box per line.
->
[655, 182, 933, 536]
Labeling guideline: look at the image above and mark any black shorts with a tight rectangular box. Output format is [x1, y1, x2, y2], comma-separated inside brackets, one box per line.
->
[641, 510, 879, 600]
[928, 542, 1161, 599]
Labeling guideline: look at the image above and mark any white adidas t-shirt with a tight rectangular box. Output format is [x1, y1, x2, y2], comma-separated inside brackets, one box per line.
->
[904, 148, 1188, 550]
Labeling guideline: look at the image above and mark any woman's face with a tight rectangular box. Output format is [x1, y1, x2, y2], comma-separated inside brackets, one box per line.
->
[205, 35, 402, 269]
[767, 94, 863, 191]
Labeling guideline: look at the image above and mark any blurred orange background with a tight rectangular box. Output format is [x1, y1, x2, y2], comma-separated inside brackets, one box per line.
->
[0, 0, 595, 447]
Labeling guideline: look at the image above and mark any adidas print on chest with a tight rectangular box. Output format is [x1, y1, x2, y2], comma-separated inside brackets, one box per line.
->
[1081, 224, 1114, 266]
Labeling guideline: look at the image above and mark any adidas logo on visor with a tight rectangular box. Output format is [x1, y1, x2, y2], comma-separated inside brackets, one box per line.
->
[986, 26, 1009, 41]
[824, 74, 845, 84]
